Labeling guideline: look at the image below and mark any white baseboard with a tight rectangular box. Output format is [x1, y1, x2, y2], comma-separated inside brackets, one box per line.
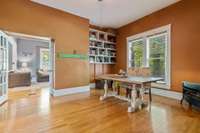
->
[50, 85, 90, 97]
[50, 84, 182, 100]
[89, 83, 182, 100]
[89, 83, 96, 89]
[151, 88, 182, 100]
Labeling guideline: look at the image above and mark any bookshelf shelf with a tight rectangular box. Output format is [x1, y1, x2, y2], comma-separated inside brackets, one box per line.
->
[89, 28, 116, 64]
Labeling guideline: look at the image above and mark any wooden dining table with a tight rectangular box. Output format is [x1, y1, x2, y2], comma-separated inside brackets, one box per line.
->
[96, 74, 163, 113]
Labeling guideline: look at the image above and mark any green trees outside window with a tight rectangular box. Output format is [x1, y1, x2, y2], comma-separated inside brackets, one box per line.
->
[131, 40, 144, 67]
[149, 35, 166, 78]
[129, 34, 167, 81]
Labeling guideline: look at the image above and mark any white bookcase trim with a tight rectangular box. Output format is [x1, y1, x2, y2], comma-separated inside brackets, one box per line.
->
[89, 28, 116, 64]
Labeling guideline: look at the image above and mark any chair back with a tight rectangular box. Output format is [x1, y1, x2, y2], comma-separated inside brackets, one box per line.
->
[138, 67, 151, 77]
[127, 67, 139, 76]
[183, 81, 200, 92]
[127, 67, 150, 77]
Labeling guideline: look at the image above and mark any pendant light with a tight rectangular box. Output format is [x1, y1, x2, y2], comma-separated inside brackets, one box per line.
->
[98, 0, 103, 27]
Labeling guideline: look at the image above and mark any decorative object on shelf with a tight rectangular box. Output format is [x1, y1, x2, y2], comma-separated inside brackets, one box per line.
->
[57, 52, 88, 60]
[118, 69, 128, 78]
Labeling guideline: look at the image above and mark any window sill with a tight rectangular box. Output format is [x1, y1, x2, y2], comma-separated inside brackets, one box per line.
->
[151, 82, 170, 90]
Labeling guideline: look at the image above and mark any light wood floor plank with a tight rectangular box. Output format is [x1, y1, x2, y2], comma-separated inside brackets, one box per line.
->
[0, 88, 199, 133]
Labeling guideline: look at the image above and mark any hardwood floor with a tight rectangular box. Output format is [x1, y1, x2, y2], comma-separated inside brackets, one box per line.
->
[0, 88, 200, 133]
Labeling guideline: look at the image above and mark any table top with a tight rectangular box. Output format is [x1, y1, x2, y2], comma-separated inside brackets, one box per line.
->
[96, 74, 163, 84]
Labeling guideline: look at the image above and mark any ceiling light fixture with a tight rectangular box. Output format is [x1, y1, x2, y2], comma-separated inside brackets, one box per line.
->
[97, 0, 103, 27]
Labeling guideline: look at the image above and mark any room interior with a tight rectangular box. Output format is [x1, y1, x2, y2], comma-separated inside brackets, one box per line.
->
[6, 34, 51, 91]
[0, 0, 200, 133]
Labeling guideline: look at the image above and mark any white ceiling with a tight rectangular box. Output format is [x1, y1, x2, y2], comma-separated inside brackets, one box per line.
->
[31, 0, 180, 28]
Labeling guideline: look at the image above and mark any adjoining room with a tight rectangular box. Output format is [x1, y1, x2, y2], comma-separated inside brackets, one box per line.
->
[0, 0, 200, 133]
[7, 33, 53, 93]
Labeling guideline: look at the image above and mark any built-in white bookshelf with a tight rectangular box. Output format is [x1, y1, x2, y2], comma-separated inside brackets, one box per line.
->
[89, 29, 116, 64]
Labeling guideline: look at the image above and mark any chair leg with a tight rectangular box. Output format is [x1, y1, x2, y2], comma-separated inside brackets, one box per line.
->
[149, 88, 152, 102]
[180, 99, 183, 104]
[117, 86, 120, 95]
[180, 95, 184, 104]
[188, 102, 192, 108]
[125, 88, 129, 98]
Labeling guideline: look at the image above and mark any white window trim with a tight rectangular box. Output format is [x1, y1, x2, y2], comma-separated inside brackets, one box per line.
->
[126, 24, 171, 89]
[40, 48, 50, 70]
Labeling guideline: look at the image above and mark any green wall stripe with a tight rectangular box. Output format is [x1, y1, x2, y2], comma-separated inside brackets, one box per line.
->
[57, 53, 88, 60]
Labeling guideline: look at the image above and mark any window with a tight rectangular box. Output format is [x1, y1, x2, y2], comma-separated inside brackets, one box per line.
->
[127, 25, 171, 88]
[148, 34, 166, 79]
[130, 39, 144, 67]
[40, 48, 50, 70]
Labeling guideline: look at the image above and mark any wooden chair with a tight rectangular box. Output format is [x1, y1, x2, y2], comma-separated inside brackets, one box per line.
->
[124, 68, 139, 98]
[126, 67, 152, 102]
[127, 67, 139, 76]
[181, 81, 200, 108]
[138, 67, 151, 77]
[139, 67, 152, 102]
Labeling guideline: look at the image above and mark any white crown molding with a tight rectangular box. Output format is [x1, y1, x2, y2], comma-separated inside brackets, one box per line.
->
[50, 85, 90, 97]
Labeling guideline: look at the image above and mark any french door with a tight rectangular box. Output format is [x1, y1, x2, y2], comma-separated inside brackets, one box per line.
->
[48, 39, 55, 89]
[0, 31, 9, 105]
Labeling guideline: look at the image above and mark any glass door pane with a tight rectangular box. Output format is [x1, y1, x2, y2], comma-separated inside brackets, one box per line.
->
[40, 48, 50, 70]
[0, 85, 2, 96]
[0, 48, 3, 71]
[0, 32, 9, 105]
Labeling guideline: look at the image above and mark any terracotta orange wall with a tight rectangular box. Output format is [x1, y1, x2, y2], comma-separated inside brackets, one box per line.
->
[0, 0, 90, 89]
[116, 0, 200, 92]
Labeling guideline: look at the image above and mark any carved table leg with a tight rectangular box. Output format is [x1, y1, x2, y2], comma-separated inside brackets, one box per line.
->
[112, 81, 116, 92]
[128, 84, 137, 112]
[140, 84, 145, 101]
[100, 80, 108, 101]
[139, 84, 146, 108]
[149, 88, 152, 102]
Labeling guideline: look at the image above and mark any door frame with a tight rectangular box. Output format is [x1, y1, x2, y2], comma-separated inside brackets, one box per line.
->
[0, 30, 10, 105]
[5, 31, 55, 91]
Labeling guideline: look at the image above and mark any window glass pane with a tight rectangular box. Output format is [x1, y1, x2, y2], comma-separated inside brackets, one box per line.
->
[40, 49, 49, 70]
[148, 34, 166, 80]
[149, 58, 165, 78]
[149, 35, 165, 58]
[130, 39, 144, 67]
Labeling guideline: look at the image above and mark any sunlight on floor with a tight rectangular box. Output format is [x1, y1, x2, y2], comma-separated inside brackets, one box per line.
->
[39, 88, 50, 115]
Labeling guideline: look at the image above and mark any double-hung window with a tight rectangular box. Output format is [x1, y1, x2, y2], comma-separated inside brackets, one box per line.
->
[127, 25, 171, 88]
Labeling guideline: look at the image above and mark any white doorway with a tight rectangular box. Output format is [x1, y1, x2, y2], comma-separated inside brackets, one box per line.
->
[1, 30, 55, 102]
